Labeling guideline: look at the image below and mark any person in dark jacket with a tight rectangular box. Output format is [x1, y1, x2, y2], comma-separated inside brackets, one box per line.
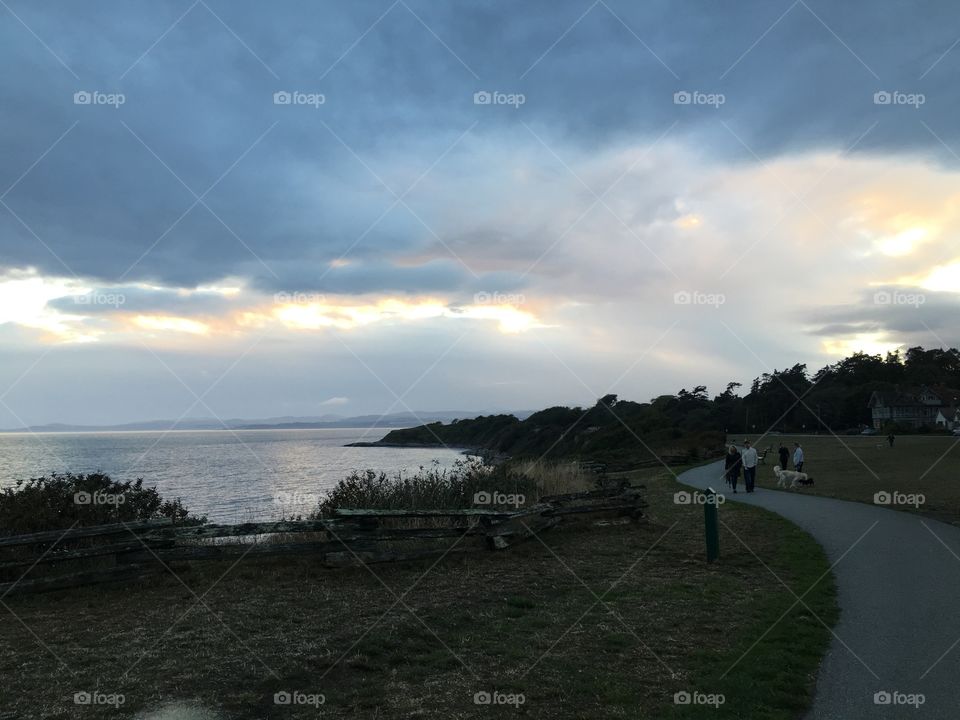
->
[778, 444, 789, 468]
[724, 445, 742, 493]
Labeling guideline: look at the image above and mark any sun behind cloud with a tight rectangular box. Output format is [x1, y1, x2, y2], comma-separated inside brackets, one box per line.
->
[132, 316, 210, 335]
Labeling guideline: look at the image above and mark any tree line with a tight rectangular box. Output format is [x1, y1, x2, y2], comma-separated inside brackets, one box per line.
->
[382, 346, 960, 468]
[705, 345, 960, 434]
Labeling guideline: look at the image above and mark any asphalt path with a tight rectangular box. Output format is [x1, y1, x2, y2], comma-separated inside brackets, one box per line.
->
[678, 461, 960, 719]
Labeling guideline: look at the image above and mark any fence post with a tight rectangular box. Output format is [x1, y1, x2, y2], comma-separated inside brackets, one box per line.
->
[704, 487, 720, 563]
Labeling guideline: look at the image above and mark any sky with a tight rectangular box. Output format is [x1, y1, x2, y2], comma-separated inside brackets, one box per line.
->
[1, 0, 959, 427]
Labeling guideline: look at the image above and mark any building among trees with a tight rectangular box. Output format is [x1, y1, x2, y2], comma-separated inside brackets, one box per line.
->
[935, 406, 960, 430]
[869, 386, 960, 429]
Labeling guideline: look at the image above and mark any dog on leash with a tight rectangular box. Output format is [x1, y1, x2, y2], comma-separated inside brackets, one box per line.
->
[774, 465, 814, 489]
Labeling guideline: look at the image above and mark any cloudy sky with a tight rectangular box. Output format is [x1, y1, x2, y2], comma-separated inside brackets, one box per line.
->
[1, 0, 958, 427]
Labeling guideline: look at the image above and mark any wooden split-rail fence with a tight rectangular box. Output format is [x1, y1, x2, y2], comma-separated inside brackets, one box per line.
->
[0, 485, 647, 597]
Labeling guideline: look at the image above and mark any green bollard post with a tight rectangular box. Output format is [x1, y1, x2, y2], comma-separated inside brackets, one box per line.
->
[704, 487, 720, 563]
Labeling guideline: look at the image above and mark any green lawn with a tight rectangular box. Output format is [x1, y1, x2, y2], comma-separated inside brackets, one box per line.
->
[0, 467, 836, 719]
[736, 433, 960, 526]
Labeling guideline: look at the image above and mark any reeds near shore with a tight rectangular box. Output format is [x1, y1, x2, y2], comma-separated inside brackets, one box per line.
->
[314, 458, 599, 516]
[509, 459, 596, 497]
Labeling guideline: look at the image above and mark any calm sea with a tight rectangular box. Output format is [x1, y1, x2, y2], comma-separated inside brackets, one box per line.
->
[0, 428, 465, 522]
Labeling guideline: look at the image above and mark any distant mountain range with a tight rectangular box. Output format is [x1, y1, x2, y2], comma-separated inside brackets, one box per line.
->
[0, 411, 535, 434]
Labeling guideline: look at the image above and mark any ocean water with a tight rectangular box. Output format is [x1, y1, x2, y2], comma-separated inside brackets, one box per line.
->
[0, 428, 465, 522]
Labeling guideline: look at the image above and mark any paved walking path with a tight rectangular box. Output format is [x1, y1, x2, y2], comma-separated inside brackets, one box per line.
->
[678, 461, 960, 719]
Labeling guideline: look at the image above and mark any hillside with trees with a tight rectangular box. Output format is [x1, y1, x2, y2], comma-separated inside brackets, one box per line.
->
[377, 394, 724, 470]
[376, 346, 960, 467]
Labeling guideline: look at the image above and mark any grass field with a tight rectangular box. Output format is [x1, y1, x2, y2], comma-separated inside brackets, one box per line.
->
[0, 467, 836, 720]
[736, 434, 960, 525]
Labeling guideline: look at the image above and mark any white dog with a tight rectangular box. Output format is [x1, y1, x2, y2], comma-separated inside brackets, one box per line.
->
[774, 465, 814, 489]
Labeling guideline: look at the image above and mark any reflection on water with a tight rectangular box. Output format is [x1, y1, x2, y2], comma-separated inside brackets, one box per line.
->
[0, 428, 464, 522]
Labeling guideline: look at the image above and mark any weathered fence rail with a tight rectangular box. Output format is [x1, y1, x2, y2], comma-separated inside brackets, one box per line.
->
[0, 486, 646, 596]
[0, 518, 173, 548]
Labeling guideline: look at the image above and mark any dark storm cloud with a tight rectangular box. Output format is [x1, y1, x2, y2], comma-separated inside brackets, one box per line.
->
[248, 258, 530, 302]
[806, 287, 960, 338]
[47, 285, 238, 316]
[3, 0, 960, 294]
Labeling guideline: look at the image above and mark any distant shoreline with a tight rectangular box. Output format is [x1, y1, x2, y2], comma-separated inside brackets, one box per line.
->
[0, 426, 399, 437]
[0, 410, 534, 435]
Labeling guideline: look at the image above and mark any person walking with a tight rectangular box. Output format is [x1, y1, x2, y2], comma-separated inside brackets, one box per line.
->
[793, 442, 804, 473]
[778, 444, 789, 468]
[888, 432, 895, 448]
[724, 444, 742, 493]
[741, 440, 759, 493]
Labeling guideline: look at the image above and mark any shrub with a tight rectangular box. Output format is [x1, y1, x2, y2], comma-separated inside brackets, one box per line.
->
[315, 458, 539, 515]
[0, 473, 206, 537]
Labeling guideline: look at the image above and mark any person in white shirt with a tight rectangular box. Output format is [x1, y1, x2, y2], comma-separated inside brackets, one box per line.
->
[740, 440, 759, 493]
[793, 443, 804, 473]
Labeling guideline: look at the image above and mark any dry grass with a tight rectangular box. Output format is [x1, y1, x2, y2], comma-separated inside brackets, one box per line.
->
[0, 467, 835, 719]
[738, 434, 960, 525]
[511, 459, 597, 498]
